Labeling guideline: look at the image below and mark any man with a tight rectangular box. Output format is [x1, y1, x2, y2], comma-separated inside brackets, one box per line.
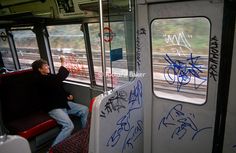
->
[31, 57, 88, 146]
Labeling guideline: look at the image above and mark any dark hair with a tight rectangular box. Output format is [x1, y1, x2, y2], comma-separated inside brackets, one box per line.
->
[31, 59, 48, 72]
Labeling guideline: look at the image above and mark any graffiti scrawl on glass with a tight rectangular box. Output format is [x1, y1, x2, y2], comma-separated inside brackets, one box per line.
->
[106, 80, 143, 153]
[100, 90, 128, 118]
[163, 53, 207, 92]
[158, 104, 212, 140]
[163, 32, 192, 56]
[65, 55, 86, 77]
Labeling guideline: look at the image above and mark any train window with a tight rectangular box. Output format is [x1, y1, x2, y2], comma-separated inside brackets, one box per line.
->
[0, 29, 15, 71]
[47, 24, 90, 83]
[151, 18, 210, 104]
[88, 22, 128, 87]
[11, 27, 40, 69]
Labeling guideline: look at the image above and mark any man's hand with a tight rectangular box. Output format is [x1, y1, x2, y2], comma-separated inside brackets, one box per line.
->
[67, 95, 74, 101]
[60, 56, 65, 66]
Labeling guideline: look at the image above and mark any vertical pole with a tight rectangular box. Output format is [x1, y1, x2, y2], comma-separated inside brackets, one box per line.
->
[6, 30, 20, 70]
[99, 0, 107, 93]
[82, 23, 96, 86]
[33, 24, 55, 73]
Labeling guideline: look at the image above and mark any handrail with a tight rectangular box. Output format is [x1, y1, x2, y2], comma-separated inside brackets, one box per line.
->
[99, 0, 108, 94]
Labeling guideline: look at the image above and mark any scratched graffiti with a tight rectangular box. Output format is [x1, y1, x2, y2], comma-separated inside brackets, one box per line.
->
[95, 72, 118, 86]
[65, 55, 86, 77]
[136, 28, 146, 70]
[100, 90, 128, 118]
[209, 36, 219, 81]
[158, 104, 212, 140]
[106, 80, 143, 153]
[163, 53, 207, 91]
[163, 32, 192, 56]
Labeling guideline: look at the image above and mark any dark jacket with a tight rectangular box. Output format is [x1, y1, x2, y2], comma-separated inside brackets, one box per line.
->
[34, 66, 70, 112]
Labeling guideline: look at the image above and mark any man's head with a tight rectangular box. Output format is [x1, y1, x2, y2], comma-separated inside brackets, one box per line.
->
[31, 59, 50, 75]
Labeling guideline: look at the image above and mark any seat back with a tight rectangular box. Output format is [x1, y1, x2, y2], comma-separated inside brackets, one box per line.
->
[0, 69, 40, 122]
[0, 135, 31, 153]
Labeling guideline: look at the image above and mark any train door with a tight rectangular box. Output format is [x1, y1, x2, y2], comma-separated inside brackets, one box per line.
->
[137, 1, 224, 153]
[222, 12, 236, 153]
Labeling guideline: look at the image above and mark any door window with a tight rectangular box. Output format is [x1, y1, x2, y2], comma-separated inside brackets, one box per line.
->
[151, 17, 210, 104]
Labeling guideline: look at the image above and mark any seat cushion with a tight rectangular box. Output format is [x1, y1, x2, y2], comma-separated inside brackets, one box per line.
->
[6, 111, 57, 139]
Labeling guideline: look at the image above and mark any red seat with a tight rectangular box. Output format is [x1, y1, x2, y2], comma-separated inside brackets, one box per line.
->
[0, 69, 59, 139]
[6, 111, 58, 139]
[89, 97, 96, 113]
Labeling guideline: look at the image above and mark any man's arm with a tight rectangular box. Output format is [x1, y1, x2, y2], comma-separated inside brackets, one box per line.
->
[56, 56, 69, 81]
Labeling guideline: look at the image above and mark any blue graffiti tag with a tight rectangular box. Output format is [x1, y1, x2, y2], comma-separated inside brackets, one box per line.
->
[158, 104, 212, 140]
[122, 120, 143, 152]
[164, 53, 207, 92]
[233, 144, 236, 148]
[106, 80, 143, 153]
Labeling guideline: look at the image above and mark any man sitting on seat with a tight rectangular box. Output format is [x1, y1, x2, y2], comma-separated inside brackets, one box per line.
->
[31, 57, 88, 146]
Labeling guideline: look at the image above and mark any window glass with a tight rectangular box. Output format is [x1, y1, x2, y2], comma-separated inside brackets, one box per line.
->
[0, 29, 15, 71]
[47, 24, 90, 83]
[12, 28, 40, 69]
[151, 18, 210, 104]
[88, 22, 128, 87]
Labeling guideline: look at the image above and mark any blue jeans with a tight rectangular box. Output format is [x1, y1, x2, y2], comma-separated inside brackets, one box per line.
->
[48, 101, 89, 146]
